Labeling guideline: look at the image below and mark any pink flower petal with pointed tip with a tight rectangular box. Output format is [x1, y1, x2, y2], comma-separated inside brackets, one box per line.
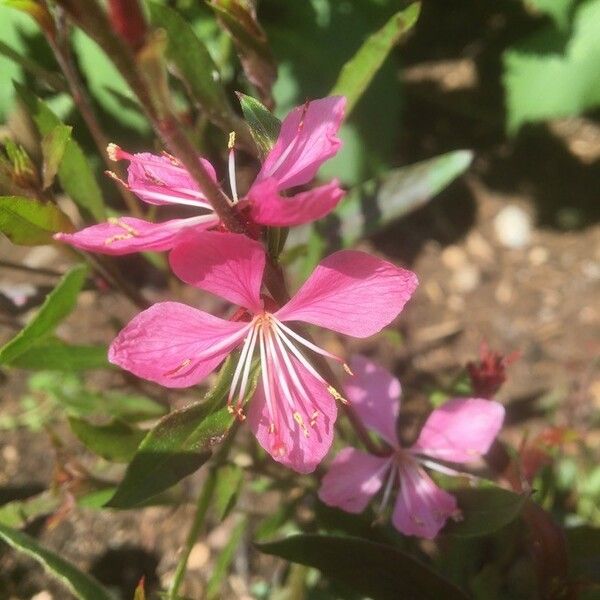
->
[169, 231, 265, 312]
[117, 149, 217, 208]
[318, 447, 391, 513]
[54, 215, 218, 256]
[411, 398, 505, 464]
[247, 357, 337, 474]
[392, 462, 458, 539]
[345, 355, 401, 447]
[275, 250, 418, 338]
[247, 178, 344, 226]
[255, 96, 346, 190]
[109, 301, 249, 388]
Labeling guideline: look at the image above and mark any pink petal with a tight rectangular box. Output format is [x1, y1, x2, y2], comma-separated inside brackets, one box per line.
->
[345, 355, 401, 447]
[108, 301, 249, 388]
[318, 447, 391, 513]
[275, 250, 418, 338]
[169, 231, 265, 312]
[247, 357, 337, 474]
[392, 462, 458, 539]
[54, 215, 217, 256]
[247, 178, 344, 226]
[255, 96, 345, 190]
[112, 146, 217, 208]
[411, 398, 505, 464]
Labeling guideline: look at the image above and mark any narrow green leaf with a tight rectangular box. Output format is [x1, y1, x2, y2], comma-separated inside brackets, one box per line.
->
[331, 3, 421, 115]
[15, 83, 105, 221]
[237, 92, 281, 159]
[69, 417, 146, 463]
[106, 358, 259, 508]
[41, 123, 72, 189]
[443, 487, 528, 537]
[257, 534, 469, 600]
[214, 464, 244, 521]
[0, 195, 74, 245]
[0, 264, 87, 364]
[0, 524, 114, 600]
[10, 339, 110, 370]
[0, 491, 59, 528]
[207, 517, 248, 599]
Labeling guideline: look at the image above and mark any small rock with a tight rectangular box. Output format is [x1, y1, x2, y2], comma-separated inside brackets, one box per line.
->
[187, 542, 210, 570]
[31, 592, 53, 600]
[528, 246, 549, 266]
[441, 246, 467, 269]
[494, 205, 532, 249]
[451, 264, 481, 293]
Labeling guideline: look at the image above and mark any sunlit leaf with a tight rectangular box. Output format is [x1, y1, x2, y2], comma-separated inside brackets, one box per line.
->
[2, 0, 55, 37]
[10, 339, 110, 370]
[0, 195, 74, 245]
[237, 92, 280, 159]
[0, 491, 59, 528]
[0, 524, 114, 600]
[257, 534, 469, 600]
[331, 2, 421, 115]
[41, 123, 72, 189]
[15, 83, 106, 221]
[69, 417, 146, 463]
[0, 264, 87, 364]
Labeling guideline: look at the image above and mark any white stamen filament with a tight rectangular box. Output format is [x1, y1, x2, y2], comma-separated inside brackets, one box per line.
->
[379, 462, 397, 513]
[136, 188, 213, 209]
[274, 319, 345, 364]
[228, 132, 239, 204]
[416, 457, 478, 483]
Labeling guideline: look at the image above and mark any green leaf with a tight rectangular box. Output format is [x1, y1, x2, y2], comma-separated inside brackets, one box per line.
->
[69, 417, 146, 463]
[331, 2, 421, 115]
[106, 358, 258, 508]
[503, 0, 600, 133]
[257, 534, 469, 600]
[0, 491, 59, 528]
[0, 195, 74, 245]
[0, 524, 114, 600]
[207, 517, 248, 599]
[237, 92, 281, 159]
[10, 339, 110, 370]
[0, 264, 87, 364]
[526, 0, 576, 29]
[214, 464, 244, 521]
[41, 123, 72, 189]
[443, 487, 528, 537]
[15, 83, 106, 221]
[148, 3, 238, 131]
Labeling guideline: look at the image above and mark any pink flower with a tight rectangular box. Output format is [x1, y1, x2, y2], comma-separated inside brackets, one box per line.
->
[54, 96, 346, 255]
[108, 232, 418, 473]
[318, 356, 505, 538]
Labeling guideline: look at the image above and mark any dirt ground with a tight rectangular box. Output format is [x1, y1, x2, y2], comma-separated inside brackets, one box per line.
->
[1, 6, 600, 597]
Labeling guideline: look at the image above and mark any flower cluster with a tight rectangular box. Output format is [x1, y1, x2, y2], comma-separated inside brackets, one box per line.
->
[56, 96, 504, 537]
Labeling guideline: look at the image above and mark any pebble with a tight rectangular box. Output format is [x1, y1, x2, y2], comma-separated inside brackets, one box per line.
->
[528, 246, 549, 266]
[451, 264, 481, 293]
[494, 205, 532, 249]
[187, 542, 210, 570]
[31, 593, 53, 600]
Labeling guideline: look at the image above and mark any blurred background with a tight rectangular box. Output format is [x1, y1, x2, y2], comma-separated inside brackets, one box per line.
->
[0, 1, 598, 598]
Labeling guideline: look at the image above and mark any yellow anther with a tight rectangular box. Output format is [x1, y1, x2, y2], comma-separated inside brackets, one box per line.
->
[293, 412, 310, 437]
[228, 131, 236, 150]
[343, 363, 354, 376]
[268, 423, 276, 434]
[106, 143, 119, 161]
[327, 385, 348, 404]
[107, 217, 140, 236]
[163, 358, 192, 377]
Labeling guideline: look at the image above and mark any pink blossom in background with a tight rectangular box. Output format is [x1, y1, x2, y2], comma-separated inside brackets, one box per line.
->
[54, 96, 346, 255]
[318, 355, 505, 538]
[109, 232, 417, 473]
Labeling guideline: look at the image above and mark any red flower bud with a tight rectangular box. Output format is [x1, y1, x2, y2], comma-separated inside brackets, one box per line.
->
[107, 0, 147, 51]
[467, 341, 519, 398]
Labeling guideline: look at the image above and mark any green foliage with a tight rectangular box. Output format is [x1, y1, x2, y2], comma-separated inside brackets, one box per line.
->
[15, 83, 106, 220]
[214, 463, 244, 521]
[40, 123, 72, 189]
[10, 339, 110, 370]
[504, 0, 600, 132]
[0, 491, 59, 528]
[0, 195, 74, 245]
[331, 3, 420, 115]
[0, 524, 114, 600]
[257, 534, 469, 599]
[0, 264, 87, 364]
[238, 92, 281, 158]
[526, 0, 576, 29]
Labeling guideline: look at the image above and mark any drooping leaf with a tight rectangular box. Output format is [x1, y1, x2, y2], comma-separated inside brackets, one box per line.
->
[210, 0, 276, 108]
[237, 92, 280, 159]
[0, 524, 114, 600]
[207, 517, 248, 599]
[0, 195, 74, 245]
[214, 464, 244, 521]
[10, 339, 110, 370]
[331, 2, 421, 115]
[257, 534, 469, 600]
[503, 0, 600, 133]
[106, 358, 258, 508]
[41, 123, 72, 189]
[0, 264, 87, 364]
[443, 487, 528, 537]
[68, 417, 146, 463]
[15, 83, 106, 221]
